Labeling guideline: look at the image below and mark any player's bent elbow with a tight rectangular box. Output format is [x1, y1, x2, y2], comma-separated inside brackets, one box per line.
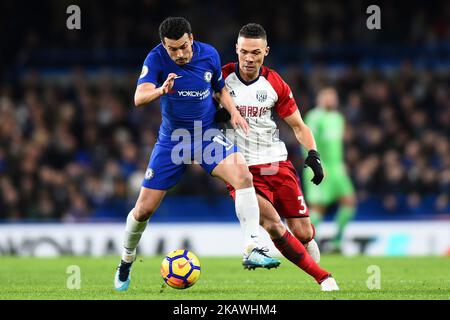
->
[134, 99, 142, 108]
[134, 94, 146, 107]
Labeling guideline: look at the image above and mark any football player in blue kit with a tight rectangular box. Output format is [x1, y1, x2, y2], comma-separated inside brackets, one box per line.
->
[114, 17, 280, 291]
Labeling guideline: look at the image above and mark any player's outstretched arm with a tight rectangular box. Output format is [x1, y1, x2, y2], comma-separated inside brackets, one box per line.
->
[215, 87, 249, 134]
[284, 110, 324, 185]
[284, 109, 316, 151]
[134, 73, 177, 107]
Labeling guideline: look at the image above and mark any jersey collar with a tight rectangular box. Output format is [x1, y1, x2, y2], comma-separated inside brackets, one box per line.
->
[235, 63, 262, 86]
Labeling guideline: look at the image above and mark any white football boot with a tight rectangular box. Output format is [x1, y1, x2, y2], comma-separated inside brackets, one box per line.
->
[321, 276, 340, 291]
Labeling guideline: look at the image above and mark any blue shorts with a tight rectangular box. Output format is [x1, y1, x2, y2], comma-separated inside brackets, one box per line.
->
[142, 127, 238, 190]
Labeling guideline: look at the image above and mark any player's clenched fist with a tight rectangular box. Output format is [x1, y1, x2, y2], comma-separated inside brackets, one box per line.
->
[160, 73, 178, 95]
[230, 109, 249, 135]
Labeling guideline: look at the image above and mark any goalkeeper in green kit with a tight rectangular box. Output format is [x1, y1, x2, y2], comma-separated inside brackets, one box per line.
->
[303, 87, 357, 253]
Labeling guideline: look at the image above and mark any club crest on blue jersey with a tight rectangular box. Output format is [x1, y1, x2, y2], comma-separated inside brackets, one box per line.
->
[144, 168, 154, 180]
[139, 66, 149, 79]
[204, 71, 212, 83]
[256, 90, 267, 102]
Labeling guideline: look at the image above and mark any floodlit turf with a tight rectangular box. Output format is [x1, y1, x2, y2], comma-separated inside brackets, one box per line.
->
[0, 255, 449, 300]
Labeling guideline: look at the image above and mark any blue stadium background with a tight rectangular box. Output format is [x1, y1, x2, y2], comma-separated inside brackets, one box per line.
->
[0, 0, 449, 223]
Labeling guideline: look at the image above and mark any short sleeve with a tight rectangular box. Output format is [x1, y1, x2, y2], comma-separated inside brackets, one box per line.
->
[221, 62, 236, 80]
[210, 49, 225, 92]
[137, 50, 162, 86]
[267, 70, 298, 118]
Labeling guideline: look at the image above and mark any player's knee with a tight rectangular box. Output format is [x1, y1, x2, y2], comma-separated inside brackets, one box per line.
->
[232, 170, 253, 189]
[242, 171, 253, 187]
[291, 225, 314, 244]
[134, 202, 156, 221]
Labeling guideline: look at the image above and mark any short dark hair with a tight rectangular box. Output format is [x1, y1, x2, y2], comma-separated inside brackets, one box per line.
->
[238, 23, 267, 40]
[159, 17, 192, 42]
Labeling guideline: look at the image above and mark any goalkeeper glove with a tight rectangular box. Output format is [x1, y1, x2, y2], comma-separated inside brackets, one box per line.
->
[304, 150, 324, 185]
[214, 107, 231, 123]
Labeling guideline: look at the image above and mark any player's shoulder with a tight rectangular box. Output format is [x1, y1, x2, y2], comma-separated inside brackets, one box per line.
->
[260, 66, 290, 94]
[260, 65, 282, 80]
[261, 66, 285, 82]
[221, 62, 237, 79]
[195, 41, 219, 57]
[144, 43, 165, 61]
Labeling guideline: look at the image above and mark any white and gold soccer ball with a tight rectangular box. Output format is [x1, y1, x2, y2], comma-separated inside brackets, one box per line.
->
[160, 249, 201, 289]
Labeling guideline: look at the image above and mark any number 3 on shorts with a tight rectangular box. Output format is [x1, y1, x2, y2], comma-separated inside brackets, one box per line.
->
[298, 195, 307, 214]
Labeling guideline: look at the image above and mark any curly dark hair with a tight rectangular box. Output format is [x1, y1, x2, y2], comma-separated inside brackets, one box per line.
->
[238, 23, 267, 40]
[159, 17, 192, 42]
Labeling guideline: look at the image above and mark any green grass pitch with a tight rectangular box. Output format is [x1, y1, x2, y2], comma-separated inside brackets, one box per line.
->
[0, 255, 449, 300]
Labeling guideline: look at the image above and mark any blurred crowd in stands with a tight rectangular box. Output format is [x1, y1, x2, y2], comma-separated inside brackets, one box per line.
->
[0, 0, 449, 221]
[2, 0, 449, 68]
[280, 63, 450, 218]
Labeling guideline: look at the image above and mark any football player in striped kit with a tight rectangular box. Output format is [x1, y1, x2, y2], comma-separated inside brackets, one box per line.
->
[215, 23, 339, 291]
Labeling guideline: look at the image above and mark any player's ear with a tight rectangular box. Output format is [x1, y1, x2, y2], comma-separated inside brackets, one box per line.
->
[189, 33, 194, 45]
[235, 43, 238, 54]
[265, 46, 270, 56]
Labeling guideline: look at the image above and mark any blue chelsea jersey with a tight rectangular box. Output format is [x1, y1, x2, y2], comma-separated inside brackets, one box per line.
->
[137, 41, 225, 139]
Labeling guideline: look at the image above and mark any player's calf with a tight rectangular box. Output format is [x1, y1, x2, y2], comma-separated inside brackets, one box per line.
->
[286, 218, 320, 262]
[260, 216, 286, 239]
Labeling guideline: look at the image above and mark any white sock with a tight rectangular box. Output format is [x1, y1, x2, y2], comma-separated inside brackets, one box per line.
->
[235, 186, 260, 255]
[121, 209, 148, 262]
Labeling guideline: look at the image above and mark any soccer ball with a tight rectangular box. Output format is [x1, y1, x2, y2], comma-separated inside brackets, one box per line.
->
[160, 249, 201, 289]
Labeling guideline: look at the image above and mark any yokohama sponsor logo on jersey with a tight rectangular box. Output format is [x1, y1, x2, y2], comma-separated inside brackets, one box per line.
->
[237, 105, 270, 117]
[177, 89, 210, 99]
